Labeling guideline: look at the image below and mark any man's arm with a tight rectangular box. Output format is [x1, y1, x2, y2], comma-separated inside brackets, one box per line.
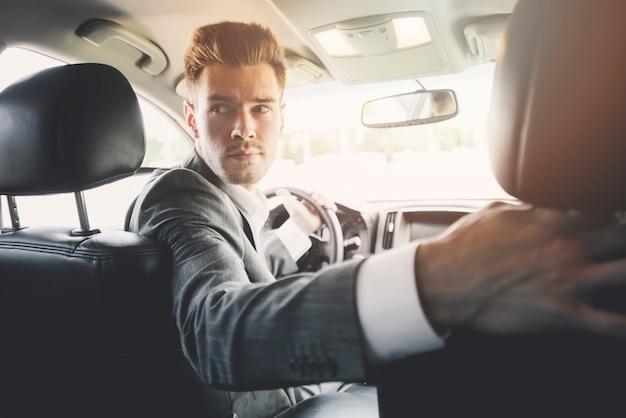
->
[130, 169, 626, 390]
[129, 168, 368, 390]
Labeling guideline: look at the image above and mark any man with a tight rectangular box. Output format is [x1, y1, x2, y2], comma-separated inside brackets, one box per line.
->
[129, 21, 626, 417]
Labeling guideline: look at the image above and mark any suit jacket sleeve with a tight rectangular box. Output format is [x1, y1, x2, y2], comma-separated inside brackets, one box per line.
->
[128, 168, 368, 390]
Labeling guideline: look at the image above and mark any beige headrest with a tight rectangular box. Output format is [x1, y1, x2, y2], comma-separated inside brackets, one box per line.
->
[488, 0, 626, 210]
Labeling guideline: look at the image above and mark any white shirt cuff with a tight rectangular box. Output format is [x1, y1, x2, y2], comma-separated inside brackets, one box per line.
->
[275, 219, 312, 261]
[355, 242, 444, 364]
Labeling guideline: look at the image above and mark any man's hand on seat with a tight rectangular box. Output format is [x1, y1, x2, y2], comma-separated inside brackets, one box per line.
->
[415, 202, 626, 339]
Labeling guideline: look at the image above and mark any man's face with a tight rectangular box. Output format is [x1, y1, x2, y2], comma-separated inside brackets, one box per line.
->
[184, 63, 285, 190]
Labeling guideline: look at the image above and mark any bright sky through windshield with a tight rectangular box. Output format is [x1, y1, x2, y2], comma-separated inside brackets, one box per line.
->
[0, 47, 511, 205]
[262, 62, 511, 203]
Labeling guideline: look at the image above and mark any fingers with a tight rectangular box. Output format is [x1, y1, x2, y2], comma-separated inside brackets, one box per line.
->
[564, 211, 617, 229]
[555, 257, 626, 338]
[275, 189, 301, 215]
[575, 257, 626, 291]
[526, 208, 626, 263]
[466, 204, 626, 259]
[274, 188, 292, 199]
[566, 302, 626, 338]
[275, 188, 337, 212]
[274, 188, 323, 234]
[579, 223, 626, 260]
[274, 188, 294, 210]
[310, 190, 337, 212]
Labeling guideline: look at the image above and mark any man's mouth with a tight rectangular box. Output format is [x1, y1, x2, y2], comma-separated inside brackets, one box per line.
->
[228, 148, 262, 162]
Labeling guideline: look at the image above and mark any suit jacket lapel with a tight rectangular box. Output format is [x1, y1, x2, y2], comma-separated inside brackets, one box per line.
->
[181, 150, 258, 250]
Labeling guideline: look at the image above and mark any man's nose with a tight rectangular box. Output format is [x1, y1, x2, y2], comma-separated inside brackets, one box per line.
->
[231, 111, 257, 141]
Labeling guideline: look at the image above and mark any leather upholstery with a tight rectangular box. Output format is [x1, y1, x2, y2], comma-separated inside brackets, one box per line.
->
[0, 63, 144, 194]
[488, 0, 626, 210]
[0, 228, 213, 417]
[0, 64, 208, 417]
[275, 385, 378, 418]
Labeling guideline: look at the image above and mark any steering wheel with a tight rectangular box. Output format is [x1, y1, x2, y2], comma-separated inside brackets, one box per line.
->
[263, 187, 344, 270]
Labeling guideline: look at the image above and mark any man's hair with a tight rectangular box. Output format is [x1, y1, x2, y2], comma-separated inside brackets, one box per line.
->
[184, 21, 287, 93]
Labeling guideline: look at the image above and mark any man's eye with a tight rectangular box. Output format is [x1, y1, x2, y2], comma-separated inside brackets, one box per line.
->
[253, 105, 270, 113]
[210, 104, 232, 114]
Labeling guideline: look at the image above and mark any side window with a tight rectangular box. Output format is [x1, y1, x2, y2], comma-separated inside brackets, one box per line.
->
[0, 48, 62, 89]
[139, 99, 192, 168]
[0, 48, 191, 229]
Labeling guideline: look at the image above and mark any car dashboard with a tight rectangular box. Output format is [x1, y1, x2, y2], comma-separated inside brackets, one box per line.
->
[336, 199, 495, 261]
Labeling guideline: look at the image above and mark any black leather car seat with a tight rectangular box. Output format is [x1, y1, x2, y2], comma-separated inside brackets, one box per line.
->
[0, 64, 208, 417]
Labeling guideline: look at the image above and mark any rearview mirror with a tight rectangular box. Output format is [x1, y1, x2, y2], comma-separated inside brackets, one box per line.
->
[361, 89, 457, 128]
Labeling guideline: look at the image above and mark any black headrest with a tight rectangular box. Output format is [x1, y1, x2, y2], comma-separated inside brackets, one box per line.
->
[488, 0, 626, 211]
[0, 63, 144, 195]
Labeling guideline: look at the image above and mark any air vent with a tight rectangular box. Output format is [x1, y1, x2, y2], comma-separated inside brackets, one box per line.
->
[382, 211, 397, 249]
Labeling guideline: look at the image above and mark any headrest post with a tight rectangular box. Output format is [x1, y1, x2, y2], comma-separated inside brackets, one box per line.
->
[72, 191, 100, 236]
[6, 195, 22, 231]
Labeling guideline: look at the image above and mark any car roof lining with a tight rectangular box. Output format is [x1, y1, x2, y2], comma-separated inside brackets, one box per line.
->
[0, 0, 517, 124]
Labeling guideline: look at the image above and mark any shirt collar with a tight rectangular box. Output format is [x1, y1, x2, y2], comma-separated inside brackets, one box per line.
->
[183, 149, 270, 235]
[222, 183, 270, 235]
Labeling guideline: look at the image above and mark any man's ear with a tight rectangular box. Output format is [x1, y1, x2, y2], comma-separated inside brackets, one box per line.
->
[183, 100, 199, 138]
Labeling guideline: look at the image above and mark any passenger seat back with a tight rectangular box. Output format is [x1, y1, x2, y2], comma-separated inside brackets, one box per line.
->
[0, 64, 208, 417]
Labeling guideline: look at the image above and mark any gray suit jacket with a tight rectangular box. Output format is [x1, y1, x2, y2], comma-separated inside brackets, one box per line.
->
[128, 150, 368, 417]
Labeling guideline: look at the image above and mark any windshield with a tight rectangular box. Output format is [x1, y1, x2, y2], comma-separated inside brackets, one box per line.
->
[260, 62, 512, 203]
[1, 49, 510, 205]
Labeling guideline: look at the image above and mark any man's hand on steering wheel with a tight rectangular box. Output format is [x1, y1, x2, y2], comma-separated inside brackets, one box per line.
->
[275, 188, 337, 235]
[264, 187, 344, 269]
